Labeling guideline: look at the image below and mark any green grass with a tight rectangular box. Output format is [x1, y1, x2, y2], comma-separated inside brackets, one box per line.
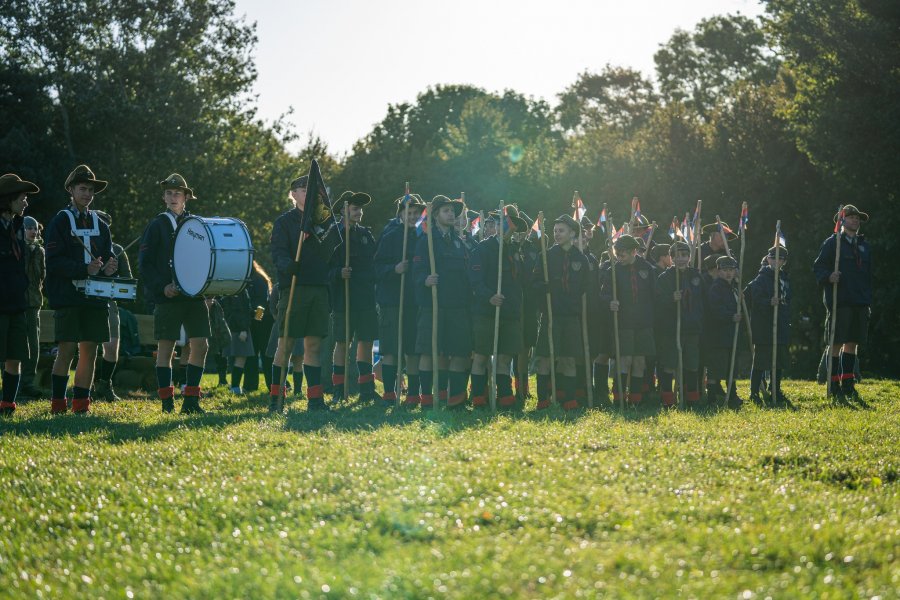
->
[1, 378, 897, 599]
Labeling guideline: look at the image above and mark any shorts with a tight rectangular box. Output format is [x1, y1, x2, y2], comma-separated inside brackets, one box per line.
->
[827, 305, 870, 345]
[414, 307, 473, 357]
[752, 344, 791, 370]
[617, 327, 657, 360]
[0, 312, 28, 362]
[378, 304, 418, 357]
[332, 307, 379, 343]
[55, 305, 110, 343]
[277, 285, 329, 339]
[472, 313, 523, 356]
[108, 301, 120, 339]
[154, 299, 211, 341]
[535, 313, 582, 359]
[656, 331, 697, 370]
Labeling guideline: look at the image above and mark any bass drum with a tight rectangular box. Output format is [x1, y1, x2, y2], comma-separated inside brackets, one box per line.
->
[172, 216, 253, 297]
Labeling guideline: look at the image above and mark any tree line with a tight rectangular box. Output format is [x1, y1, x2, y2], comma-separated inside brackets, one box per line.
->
[2, 0, 897, 375]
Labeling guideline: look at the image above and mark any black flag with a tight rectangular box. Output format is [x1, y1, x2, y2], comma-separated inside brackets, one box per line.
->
[300, 159, 335, 242]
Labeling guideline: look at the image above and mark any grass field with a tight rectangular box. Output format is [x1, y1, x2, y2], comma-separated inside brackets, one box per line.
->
[0, 378, 897, 599]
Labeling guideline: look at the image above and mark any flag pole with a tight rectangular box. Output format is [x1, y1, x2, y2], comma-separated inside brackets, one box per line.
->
[772, 221, 782, 404]
[490, 199, 504, 412]
[676, 211, 691, 410]
[693, 200, 703, 270]
[825, 207, 843, 398]
[538, 211, 557, 406]
[573, 192, 594, 409]
[426, 201, 439, 410]
[608, 210, 624, 412]
[395, 182, 410, 407]
[343, 201, 351, 402]
[718, 212, 743, 406]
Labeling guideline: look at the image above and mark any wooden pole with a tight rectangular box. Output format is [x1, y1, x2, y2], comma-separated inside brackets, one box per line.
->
[825, 207, 843, 398]
[343, 201, 351, 401]
[721, 209, 746, 406]
[490, 199, 504, 412]
[395, 182, 410, 406]
[538, 212, 557, 406]
[693, 199, 703, 270]
[772, 221, 782, 402]
[426, 202, 440, 409]
[573, 192, 593, 409]
[607, 210, 624, 412]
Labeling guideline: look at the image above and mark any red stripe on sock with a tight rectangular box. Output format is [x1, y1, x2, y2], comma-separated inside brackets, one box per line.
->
[307, 385, 324, 399]
[357, 373, 375, 384]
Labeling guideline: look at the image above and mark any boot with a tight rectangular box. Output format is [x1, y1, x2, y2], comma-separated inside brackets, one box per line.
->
[726, 383, 744, 410]
[307, 397, 330, 412]
[94, 380, 121, 402]
[268, 384, 284, 413]
[180, 394, 205, 414]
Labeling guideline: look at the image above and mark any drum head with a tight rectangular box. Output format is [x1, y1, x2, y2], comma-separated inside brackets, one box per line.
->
[173, 217, 212, 296]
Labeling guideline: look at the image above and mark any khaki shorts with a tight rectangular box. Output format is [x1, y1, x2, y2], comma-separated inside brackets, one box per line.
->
[55, 306, 110, 343]
[276, 285, 329, 339]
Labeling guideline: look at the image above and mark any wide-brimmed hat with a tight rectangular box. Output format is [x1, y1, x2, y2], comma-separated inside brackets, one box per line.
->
[501, 205, 528, 233]
[290, 175, 309, 190]
[158, 173, 196, 199]
[649, 243, 670, 262]
[717, 256, 738, 269]
[553, 214, 582, 236]
[65, 165, 107, 194]
[835, 205, 868, 223]
[701, 221, 737, 241]
[614, 234, 641, 251]
[669, 241, 691, 256]
[0, 173, 40, 196]
[703, 253, 724, 270]
[334, 191, 371, 214]
[395, 193, 426, 215]
[767, 245, 788, 259]
[430, 195, 465, 218]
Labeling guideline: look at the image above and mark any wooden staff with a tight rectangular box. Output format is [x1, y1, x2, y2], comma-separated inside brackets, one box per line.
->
[342, 201, 351, 401]
[395, 182, 410, 406]
[490, 199, 504, 412]
[426, 201, 440, 409]
[574, 193, 593, 409]
[641, 221, 657, 258]
[719, 210, 746, 405]
[772, 221, 782, 402]
[675, 251, 685, 410]
[538, 211, 557, 406]
[693, 199, 703, 270]
[607, 210, 624, 411]
[825, 207, 843, 398]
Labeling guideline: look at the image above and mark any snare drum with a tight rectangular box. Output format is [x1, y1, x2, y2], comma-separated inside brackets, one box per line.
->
[172, 216, 253, 297]
[83, 277, 138, 300]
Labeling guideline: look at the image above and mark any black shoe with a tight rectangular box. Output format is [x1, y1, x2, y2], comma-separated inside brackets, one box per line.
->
[749, 392, 764, 407]
[359, 389, 382, 404]
[329, 388, 344, 405]
[162, 398, 175, 413]
[180, 396, 205, 414]
[94, 380, 121, 402]
[268, 396, 284, 414]
[307, 397, 330, 412]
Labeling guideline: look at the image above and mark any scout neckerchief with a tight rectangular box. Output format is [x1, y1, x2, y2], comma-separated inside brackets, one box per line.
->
[61, 204, 99, 264]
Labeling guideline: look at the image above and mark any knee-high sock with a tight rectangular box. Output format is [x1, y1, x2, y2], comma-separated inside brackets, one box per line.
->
[303, 364, 322, 400]
[418, 370, 434, 405]
[51, 373, 69, 400]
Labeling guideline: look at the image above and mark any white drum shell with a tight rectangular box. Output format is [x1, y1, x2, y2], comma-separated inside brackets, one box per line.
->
[172, 216, 253, 297]
[83, 277, 138, 300]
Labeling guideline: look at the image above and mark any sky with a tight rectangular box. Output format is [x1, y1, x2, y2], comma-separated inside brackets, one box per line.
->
[233, 0, 766, 156]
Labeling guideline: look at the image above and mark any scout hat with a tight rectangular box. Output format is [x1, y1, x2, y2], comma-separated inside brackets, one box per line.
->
[334, 191, 371, 214]
[701, 221, 737, 241]
[703, 253, 724, 270]
[669, 241, 690, 255]
[64, 165, 107, 194]
[614, 234, 641, 251]
[430, 195, 465, 218]
[501, 205, 528, 232]
[767, 245, 788, 259]
[835, 205, 868, 222]
[553, 213, 582, 236]
[0, 173, 40, 196]
[158, 173, 196, 199]
[290, 175, 309, 190]
[649, 243, 670, 262]
[716, 256, 738, 269]
[395, 192, 426, 215]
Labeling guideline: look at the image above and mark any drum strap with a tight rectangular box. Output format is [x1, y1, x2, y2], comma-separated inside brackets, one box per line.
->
[160, 212, 178, 231]
[61, 208, 100, 264]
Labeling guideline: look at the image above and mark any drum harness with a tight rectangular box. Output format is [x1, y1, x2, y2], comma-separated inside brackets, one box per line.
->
[62, 207, 100, 293]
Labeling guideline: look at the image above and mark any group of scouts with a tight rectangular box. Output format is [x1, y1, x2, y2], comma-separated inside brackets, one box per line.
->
[0, 166, 873, 416]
